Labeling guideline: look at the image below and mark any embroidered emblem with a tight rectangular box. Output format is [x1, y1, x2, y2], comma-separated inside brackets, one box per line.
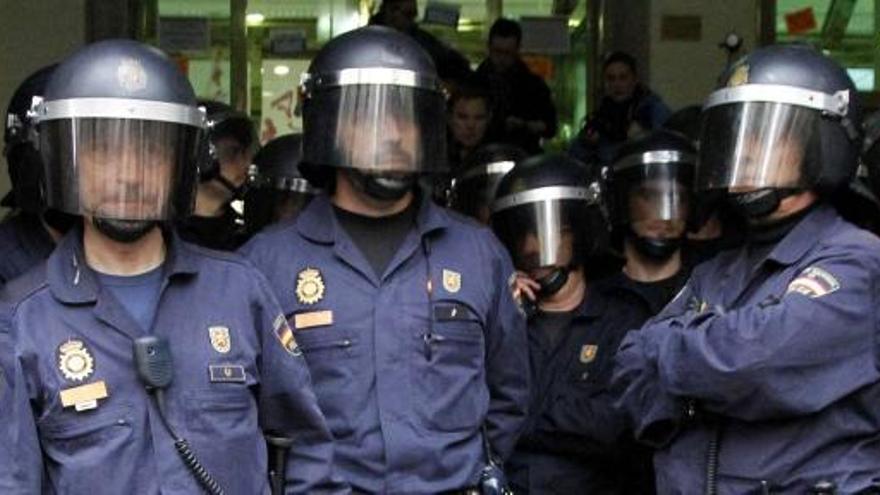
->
[295, 267, 325, 305]
[57, 340, 95, 382]
[209, 326, 231, 354]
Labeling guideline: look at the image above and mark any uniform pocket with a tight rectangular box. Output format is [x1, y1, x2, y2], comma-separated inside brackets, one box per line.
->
[185, 388, 256, 436]
[293, 325, 361, 438]
[414, 304, 488, 432]
[39, 401, 136, 475]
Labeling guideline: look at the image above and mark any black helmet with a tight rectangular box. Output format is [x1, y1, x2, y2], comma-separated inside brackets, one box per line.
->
[662, 104, 702, 146]
[32, 39, 206, 221]
[491, 154, 607, 294]
[198, 99, 256, 183]
[451, 143, 526, 223]
[609, 129, 695, 259]
[299, 25, 447, 187]
[699, 44, 862, 209]
[3, 64, 56, 212]
[244, 133, 316, 232]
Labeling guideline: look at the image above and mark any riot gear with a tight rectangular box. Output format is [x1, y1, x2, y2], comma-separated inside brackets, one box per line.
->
[491, 154, 606, 297]
[298, 25, 447, 192]
[450, 143, 526, 224]
[32, 39, 206, 225]
[699, 44, 862, 220]
[244, 133, 316, 233]
[609, 129, 695, 260]
[3, 64, 56, 214]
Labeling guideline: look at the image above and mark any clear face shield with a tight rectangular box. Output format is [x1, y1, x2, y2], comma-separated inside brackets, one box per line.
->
[34, 98, 206, 221]
[492, 185, 602, 271]
[300, 68, 448, 175]
[613, 155, 693, 239]
[697, 84, 848, 193]
[451, 160, 516, 223]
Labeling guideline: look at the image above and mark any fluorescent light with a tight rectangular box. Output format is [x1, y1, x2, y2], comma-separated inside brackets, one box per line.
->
[273, 65, 290, 76]
[246, 13, 265, 25]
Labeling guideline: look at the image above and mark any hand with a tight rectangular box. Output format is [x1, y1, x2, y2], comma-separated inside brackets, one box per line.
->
[511, 271, 540, 303]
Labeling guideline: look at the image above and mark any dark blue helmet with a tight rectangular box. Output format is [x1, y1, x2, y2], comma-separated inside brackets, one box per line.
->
[491, 154, 608, 272]
[298, 26, 447, 186]
[244, 133, 315, 233]
[699, 44, 862, 198]
[32, 39, 206, 221]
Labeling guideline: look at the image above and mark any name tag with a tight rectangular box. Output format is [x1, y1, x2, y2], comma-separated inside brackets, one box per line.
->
[294, 310, 334, 330]
[209, 364, 246, 383]
[60, 381, 109, 412]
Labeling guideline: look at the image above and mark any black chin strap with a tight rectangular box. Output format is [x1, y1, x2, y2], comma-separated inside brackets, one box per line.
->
[537, 267, 569, 297]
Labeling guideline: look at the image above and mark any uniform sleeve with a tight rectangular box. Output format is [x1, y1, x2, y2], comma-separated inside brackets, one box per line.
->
[649, 252, 880, 421]
[610, 279, 696, 447]
[483, 238, 530, 462]
[0, 304, 44, 494]
[534, 78, 558, 139]
[250, 271, 350, 494]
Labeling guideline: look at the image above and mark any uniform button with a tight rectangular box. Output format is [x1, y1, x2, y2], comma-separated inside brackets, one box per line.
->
[117, 419, 126, 425]
[580, 371, 589, 380]
[341, 339, 352, 347]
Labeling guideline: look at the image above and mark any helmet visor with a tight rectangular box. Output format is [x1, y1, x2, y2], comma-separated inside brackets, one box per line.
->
[40, 118, 201, 220]
[698, 101, 821, 192]
[303, 84, 447, 173]
[618, 164, 693, 224]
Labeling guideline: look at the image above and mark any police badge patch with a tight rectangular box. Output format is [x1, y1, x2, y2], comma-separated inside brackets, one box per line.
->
[786, 266, 840, 299]
[57, 339, 95, 382]
[208, 326, 231, 354]
[116, 58, 148, 93]
[579, 344, 598, 364]
[442, 269, 461, 294]
[296, 267, 325, 305]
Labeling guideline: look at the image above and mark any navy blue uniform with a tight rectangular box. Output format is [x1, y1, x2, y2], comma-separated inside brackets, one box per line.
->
[508, 280, 651, 494]
[0, 213, 55, 285]
[0, 229, 347, 494]
[242, 194, 530, 494]
[612, 205, 880, 493]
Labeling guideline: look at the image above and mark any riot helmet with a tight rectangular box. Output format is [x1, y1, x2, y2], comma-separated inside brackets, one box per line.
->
[699, 44, 862, 219]
[609, 129, 695, 260]
[451, 143, 526, 224]
[198, 99, 256, 188]
[32, 39, 206, 224]
[3, 64, 56, 213]
[491, 154, 606, 296]
[244, 133, 316, 233]
[299, 26, 447, 198]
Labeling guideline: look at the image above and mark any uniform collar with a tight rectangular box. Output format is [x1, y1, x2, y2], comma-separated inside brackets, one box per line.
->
[763, 203, 838, 266]
[47, 224, 199, 304]
[296, 191, 450, 245]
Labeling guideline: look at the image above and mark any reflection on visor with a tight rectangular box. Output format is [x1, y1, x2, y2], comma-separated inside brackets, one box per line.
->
[698, 101, 821, 191]
[40, 118, 201, 220]
[304, 85, 447, 173]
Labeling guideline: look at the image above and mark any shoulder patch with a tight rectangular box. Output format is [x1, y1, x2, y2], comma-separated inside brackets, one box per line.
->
[786, 266, 840, 299]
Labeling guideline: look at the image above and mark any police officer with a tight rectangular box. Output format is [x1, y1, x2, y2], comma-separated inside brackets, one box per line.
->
[491, 154, 650, 493]
[243, 133, 316, 236]
[0, 64, 77, 285]
[449, 143, 525, 224]
[177, 99, 256, 250]
[605, 129, 694, 314]
[0, 39, 345, 494]
[242, 26, 529, 493]
[612, 44, 880, 493]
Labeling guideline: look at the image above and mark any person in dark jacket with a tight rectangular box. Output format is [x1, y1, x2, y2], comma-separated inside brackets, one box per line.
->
[475, 18, 558, 154]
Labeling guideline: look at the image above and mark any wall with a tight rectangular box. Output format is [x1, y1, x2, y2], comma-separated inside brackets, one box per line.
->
[0, 0, 87, 211]
[648, 0, 759, 110]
